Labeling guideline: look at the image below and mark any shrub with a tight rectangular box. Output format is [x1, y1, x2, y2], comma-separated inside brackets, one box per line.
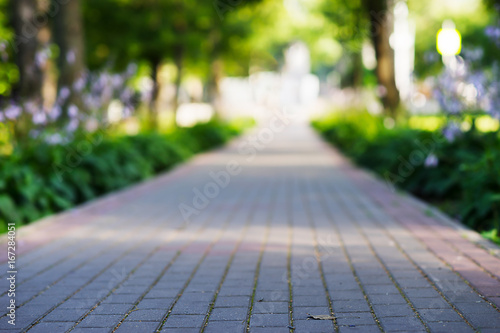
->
[313, 111, 500, 239]
[0, 119, 252, 231]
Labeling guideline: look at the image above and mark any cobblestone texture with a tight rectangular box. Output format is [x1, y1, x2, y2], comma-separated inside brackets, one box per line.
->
[0, 120, 499, 332]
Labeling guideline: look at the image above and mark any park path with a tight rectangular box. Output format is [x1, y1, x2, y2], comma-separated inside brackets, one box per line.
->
[1, 116, 500, 333]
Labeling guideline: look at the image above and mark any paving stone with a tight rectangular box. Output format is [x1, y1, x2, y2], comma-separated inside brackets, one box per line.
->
[92, 304, 134, 315]
[372, 304, 415, 317]
[204, 320, 246, 333]
[464, 312, 500, 328]
[336, 312, 377, 326]
[332, 299, 371, 313]
[136, 298, 175, 309]
[249, 327, 290, 333]
[292, 306, 330, 321]
[330, 290, 365, 301]
[379, 315, 425, 331]
[293, 319, 334, 332]
[3, 122, 500, 333]
[363, 284, 400, 295]
[210, 307, 248, 321]
[144, 289, 180, 299]
[293, 288, 327, 296]
[250, 314, 289, 327]
[101, 295, 138, 304]
[169, 301, 208, 315]
[163, 315, 205, 328]
[116, 321, 160, 332]
[214, 296, 251, 308]
[71, 328, 111, 333]
[403, 287, 441, 298]
[426, 321, 475, 333]
[42, 308, 86, 322]
[368, 294, 407, 305]
[410, 297, 449, 309]
[28, 322, 74, 333]
[78, 314, 123, 328]
[125, 309, 165, 321]
[292, 295, 328, 307]
[338, 325, 380, 332]
[253, 301, 289, 314]
[417, 308, 463, 322]
[254, 291, 289, 302]
[218, 286, 253, 296]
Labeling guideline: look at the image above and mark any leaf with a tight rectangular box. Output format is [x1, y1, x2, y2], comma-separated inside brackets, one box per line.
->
[0, 195, 20, 222]
[307, 314, 336, 320]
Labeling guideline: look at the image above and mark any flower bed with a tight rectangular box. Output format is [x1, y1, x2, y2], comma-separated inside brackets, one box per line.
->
[0, 119, 253, 231]
[313, 111, 500, 243]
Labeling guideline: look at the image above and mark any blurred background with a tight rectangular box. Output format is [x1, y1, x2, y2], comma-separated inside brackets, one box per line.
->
[0, 0, 499, 241]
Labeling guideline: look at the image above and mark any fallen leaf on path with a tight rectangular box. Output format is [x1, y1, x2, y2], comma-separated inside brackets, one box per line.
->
[307, 314, 336, 320]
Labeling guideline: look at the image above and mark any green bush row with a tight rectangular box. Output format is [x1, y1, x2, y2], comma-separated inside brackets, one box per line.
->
[312, 112, 500, 240]
[0, 119, 253, 231]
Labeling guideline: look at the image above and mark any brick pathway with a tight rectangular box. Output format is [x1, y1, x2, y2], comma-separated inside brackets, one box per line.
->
[1, 118, 500, 333]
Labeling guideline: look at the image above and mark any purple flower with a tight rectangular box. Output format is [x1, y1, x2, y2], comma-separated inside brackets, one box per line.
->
[485, 24, 500, 48]
[485, 26, 500, 39]
[45, 133, 63, 145]
[443, 123, 462, 142]
[23, 101, 38, 115]
[34, 112, 47, 125]
[29, 130, 40, 139]
[4, 105, 22, 120]
[66, 118, 79, 132]
[74, 77, 86, 92]
[120, 88, 133, 102]
[32, 112, 47, 125]
[83, 94, 99, 110]
[59, 87, 71, 101]
[49, 105, 62, 121]
[68, 104, 79, 118]
[66, 50, 76, 64]
[424, 154, 439, 168]
[123, 106, 134, 118]
[0, 112, 4, 122]
[112, 75, 124, 89]
[488, 99, 500, 119]
[0, 40, 8, 62]
[127, 63, 138, 76]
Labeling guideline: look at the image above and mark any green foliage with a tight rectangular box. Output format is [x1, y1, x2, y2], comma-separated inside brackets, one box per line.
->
[0, 0, 18, 96]
[82, 0, 259, 79]
[0, 119, 251, 228]
[313, 111, 500, 237]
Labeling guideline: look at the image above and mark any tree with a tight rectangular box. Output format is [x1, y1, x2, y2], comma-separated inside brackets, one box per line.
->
[83, 0, 200, 128]
[9, 0, 42, 103]
[362, 0, 400, 116]
[52, 0, 85, 110]
[320, 0, 400, 115]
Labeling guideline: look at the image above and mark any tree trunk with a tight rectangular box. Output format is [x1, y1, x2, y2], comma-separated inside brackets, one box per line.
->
[363, 0, 400, 116]
[206, 29, 222, 115]
[352, 52, 363, 88]
[207, 59, 222, 110]
[10, 0, 42, 103]
[148, 58, 160, 130]
[173, 45, 184, 128]
[52, 0, 85, 110]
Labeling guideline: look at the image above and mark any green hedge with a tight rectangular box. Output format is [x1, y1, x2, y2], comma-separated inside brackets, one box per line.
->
[313, 112, 500, 241]
[0, 119, 253, 231]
